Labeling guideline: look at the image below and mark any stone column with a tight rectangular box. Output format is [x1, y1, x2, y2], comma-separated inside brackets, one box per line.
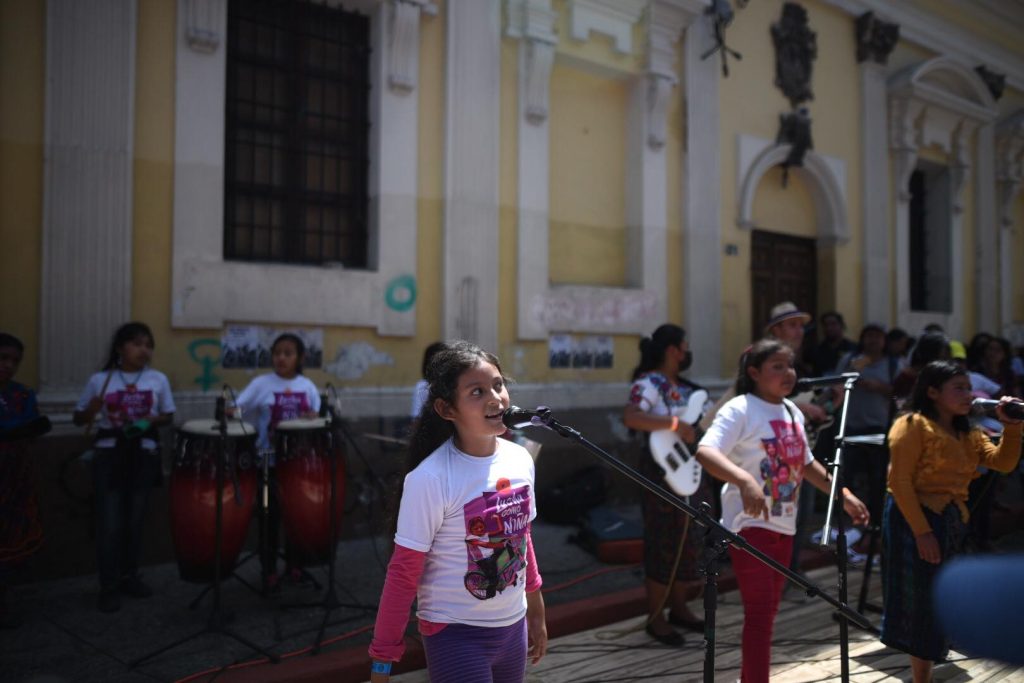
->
[40, 0, 137, 396]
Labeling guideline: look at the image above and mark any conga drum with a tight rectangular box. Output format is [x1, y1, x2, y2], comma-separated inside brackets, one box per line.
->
[170, 419, 258, 583]
[274, 418, 345, 566]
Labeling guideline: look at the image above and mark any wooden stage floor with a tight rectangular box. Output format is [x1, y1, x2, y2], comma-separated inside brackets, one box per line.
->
[389, 563, 1024, 683]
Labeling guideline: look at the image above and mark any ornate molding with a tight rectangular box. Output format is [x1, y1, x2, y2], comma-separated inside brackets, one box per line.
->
[735, 134, 849, 245]
[505, 0, 558, 124]
[567, 0, 648, 54]
[975, 65, 1006, 102]
[996, 112, 1024, 228]
[388, 0, 435, 93]
[642, 0, 694, 149]
[184, 0, 224, 53]
[771, 2, 817, 107]
[888, 58, 998, 201]
[854, 11, 898, 65]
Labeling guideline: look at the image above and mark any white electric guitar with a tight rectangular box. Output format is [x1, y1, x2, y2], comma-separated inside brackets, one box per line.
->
[648, 389, 708, 497]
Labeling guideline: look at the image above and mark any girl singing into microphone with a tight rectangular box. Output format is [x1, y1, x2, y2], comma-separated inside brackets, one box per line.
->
[882, 361, 1022, 683]
[368, 341, 546, 683]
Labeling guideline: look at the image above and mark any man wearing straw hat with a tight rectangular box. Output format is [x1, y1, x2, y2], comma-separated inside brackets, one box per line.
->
[701, 301, 826, 428]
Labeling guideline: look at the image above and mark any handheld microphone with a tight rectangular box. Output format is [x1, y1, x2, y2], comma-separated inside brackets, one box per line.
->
[502, 406, 548, 429]
[794, 372, 859, 391]
[972, 398, 1024, 421]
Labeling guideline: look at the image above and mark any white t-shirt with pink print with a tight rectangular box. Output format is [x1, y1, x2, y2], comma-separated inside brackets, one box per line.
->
[698, 393, 814, 536]
[394, 437, 536, 628]
[234, 373, 321, 452]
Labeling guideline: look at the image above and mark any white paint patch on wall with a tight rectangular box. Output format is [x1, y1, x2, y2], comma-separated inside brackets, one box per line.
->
[532, 286, 658, 333]
[325, 342, 395, 380]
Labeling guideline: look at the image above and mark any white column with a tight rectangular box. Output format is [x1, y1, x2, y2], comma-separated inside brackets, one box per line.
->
[974, 122, 997, 332]
[509, 0, 556, 340]
[40, 0, 137, 396]
[444, 0, 501, 349]
[683, 13, 722, 379]
[860, 61, 891, 325]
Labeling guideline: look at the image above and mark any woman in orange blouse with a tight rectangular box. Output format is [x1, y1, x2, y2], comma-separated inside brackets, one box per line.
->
[881, 361, 1022, 683]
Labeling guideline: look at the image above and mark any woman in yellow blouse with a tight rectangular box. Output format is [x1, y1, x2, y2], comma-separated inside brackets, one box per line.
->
[882, 360, 1022, 683]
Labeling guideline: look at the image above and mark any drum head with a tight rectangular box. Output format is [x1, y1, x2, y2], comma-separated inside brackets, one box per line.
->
[277, 417, 330, 431]
[180, 418, 255, 438]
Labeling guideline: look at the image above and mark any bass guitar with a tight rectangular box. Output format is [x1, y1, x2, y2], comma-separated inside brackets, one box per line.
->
[648, 389, 708, 497]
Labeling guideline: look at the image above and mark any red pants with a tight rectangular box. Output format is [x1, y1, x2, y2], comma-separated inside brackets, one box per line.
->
[728, 527, 794, 683]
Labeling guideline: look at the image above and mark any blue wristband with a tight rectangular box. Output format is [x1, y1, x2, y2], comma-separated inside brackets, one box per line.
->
[371, 661, 392, 675]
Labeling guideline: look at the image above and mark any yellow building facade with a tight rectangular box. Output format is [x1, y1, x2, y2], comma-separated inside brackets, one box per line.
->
[1, 0, 1023, 421]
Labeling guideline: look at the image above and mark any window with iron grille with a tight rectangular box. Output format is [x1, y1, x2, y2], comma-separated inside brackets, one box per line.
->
[224, 0, 370, 267]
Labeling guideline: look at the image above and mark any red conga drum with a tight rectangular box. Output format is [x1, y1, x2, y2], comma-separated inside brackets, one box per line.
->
[170, 419, 258, 583]
[274, 418, 345, 566]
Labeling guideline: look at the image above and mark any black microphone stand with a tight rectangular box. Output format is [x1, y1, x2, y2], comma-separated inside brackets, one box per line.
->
[817, 374, 865, 683]
[514, 407, 876, 683]
[280, 386, 375, 655]
[133, 395, 278, 669]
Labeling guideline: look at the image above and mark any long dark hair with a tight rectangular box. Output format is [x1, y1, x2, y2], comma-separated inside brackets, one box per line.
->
[385, 341, 506, 538]
[907, 360, 970, 434]
[734, 338, 790, 395]
[909, 332, 950, 369]
[271, 333, 306, 374]
[407, 340, 505, 473]
[631, 324, 685, 381]
[0, 332, 24, 355]
[420, 341, 449, 378]
[102, 322, 154, 370]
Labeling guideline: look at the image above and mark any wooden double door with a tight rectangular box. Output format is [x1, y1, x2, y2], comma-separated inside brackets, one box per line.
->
[750, 230, 817, 342]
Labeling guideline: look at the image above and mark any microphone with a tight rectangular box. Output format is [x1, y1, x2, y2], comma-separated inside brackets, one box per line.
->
[319, 392, 329, 418]
[502, 406, 548, 430]
[214, 384, 228, 424]
[972, 398, 1024, 421]
[794, 372, 859, 391]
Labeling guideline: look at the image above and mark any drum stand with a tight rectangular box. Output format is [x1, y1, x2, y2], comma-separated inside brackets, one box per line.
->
[281, 400, 375, 654]
[133, 405, 278, 669]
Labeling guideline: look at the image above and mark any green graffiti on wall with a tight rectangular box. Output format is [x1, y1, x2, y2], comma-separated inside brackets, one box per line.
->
[188, 338, 221, 392]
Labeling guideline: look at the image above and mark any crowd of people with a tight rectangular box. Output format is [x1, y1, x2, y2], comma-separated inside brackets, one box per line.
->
[1, 309, 1022, 683]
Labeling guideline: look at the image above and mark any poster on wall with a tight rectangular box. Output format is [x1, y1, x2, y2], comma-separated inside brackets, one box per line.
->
[548, 335, 572, 369]
[548, 334, 613, 369]
[221, 325, 324, 369]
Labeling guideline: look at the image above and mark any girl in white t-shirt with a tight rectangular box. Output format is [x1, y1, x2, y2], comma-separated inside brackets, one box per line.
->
[73, 322, 176, 614]
[696, 338, 869, 683]
[233, 333, 320, 588]
[368, 341, 547, 683]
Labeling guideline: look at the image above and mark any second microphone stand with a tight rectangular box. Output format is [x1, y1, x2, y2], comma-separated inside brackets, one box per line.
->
[281, 387, 375, 654]
[515, 407, 875, 683]
[133, 398, 278, 669]
[816, 373, 863, 682]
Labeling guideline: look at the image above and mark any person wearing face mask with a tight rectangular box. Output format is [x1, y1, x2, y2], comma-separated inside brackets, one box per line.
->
[623, 324, 714, 647]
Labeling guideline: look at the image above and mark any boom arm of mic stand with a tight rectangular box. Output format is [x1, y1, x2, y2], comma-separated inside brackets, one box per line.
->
[526, 407, 877, 634]
[820, 375, 858, 545]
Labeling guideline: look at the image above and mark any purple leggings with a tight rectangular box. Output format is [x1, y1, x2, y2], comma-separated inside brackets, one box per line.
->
[422, 617, 527, 683]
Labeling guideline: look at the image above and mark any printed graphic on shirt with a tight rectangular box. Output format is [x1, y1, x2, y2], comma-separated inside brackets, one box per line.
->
[104, 387, 154, 428]
[757, 419, 807, 519]
[462, 477, 531, 601]
[270, 391, 310, 426]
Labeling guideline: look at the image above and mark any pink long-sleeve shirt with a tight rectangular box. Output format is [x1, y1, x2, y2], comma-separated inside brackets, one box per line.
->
[368, 527, 542, 662]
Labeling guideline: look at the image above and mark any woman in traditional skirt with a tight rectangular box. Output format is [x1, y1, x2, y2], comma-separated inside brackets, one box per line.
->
[882, 360, 1022, 682]
[623, 324, 714, 647]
